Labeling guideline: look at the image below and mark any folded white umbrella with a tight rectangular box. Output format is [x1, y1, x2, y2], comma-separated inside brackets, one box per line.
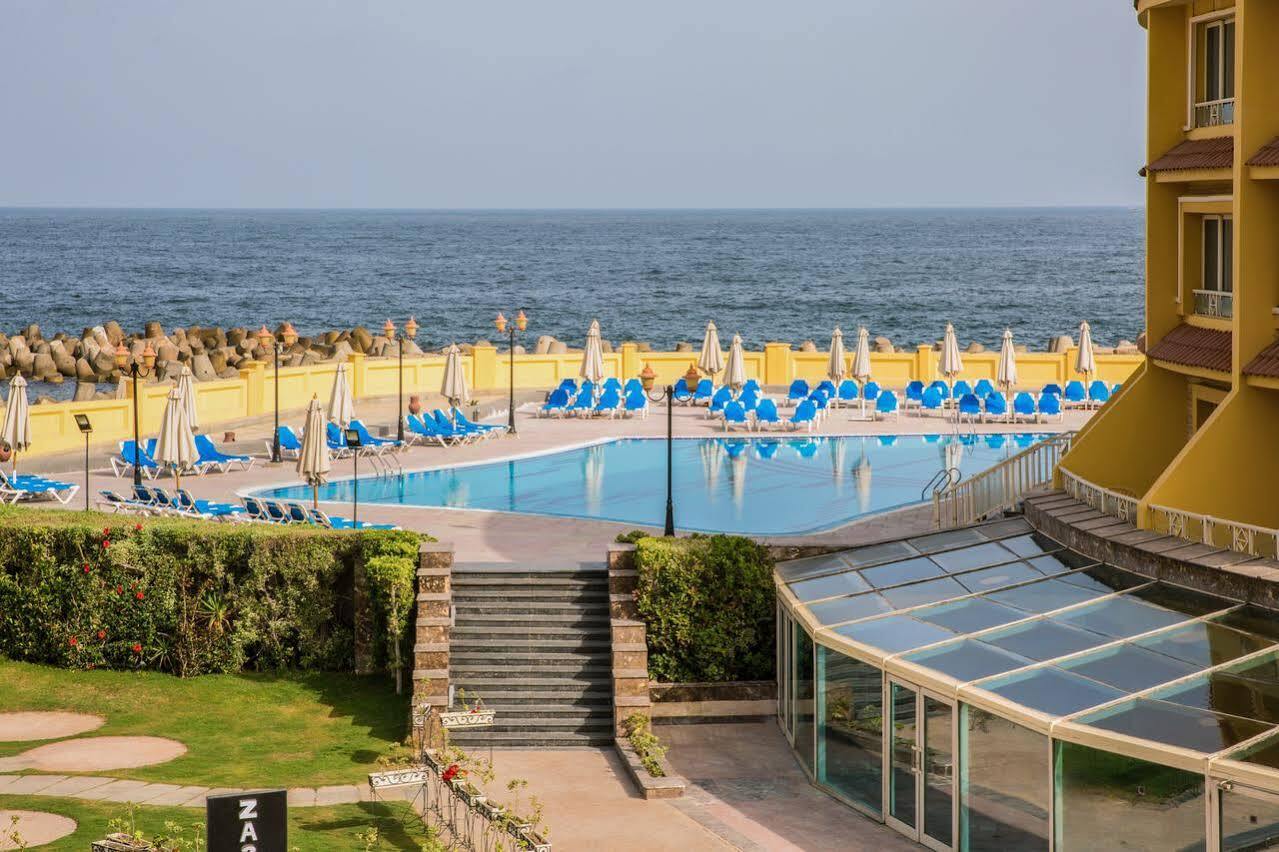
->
[698, 321, 724, 383]
[154, 386, 198, 491]
[175, 365, 199, 433]
[1, 375, 31, 475]
[854, 447, 872, 513]
[580, 319, 606, 391]
[851, 327, 872, 416]
[328, 362, 355, 427]
[996, 328, 1018, 423]
[938, 323, 964, 407]
[827, 327, 847, 385]
[699, 438, 722, 487]
[297, 395, 332, 509]
[1076, 320, 1097, 379]
[725, 334, 747, 391]
[441, 343, 470, 409]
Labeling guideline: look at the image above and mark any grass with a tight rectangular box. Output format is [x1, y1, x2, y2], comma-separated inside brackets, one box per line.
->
[0, 660, 409, 788]
[0, 794, 442, 851]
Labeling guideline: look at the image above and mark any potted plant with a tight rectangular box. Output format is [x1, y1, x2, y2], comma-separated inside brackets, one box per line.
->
[439, 688, 496, 729]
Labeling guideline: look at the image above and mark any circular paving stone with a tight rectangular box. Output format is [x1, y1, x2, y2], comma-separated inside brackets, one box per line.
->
[5, 736, 187, 772]
[0, 810, 77, 849]
[0, 712, 104, 743]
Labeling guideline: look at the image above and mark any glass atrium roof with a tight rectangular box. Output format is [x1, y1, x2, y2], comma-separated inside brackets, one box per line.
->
[777, 518, 1279, 775]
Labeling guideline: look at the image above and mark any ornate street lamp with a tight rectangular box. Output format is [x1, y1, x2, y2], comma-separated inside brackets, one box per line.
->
[259, 322, 298, 463]
[114, 342, 157, 488]
[383, 317, 419, 443]
[639, 364, 676, 537]
[494, 309, 528, 435]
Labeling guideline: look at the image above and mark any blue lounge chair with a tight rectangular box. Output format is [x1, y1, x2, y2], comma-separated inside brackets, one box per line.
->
[306, 506, 398, 531]
[265, 425, 304, 459]
[194, 434, 255, 472]
[742, 379, 761, 394]
[579, 381, 597, 400]
[406, 414, 448, 447]
[788, 399, 818, 432]
[242, 497, 276, 523]
[786, 380, 810, 406]
[96, 489, 156, 514]
[541, 387, 570, 418]
[1063, 380, 1087, 407]
[919, 387, 944, 415]
[144, 438, 208, 476]
[1013, 392, 1037, 422]
[815, 380, 836, 399]
[927, 381, 950, 403]
[595, 389, 622, 418]
[453, 409, 501, 438]
[623, 378, 643, 396]
[0, 470, 79, 505]
[326, 423, 354, 457]
[1041, 383, 1063, 397]
[431, 410, 481, 442]
[1111, 383, 1122, 396]
[862, 381, 881, 404]
[904, 381, 924, 408]
[111, 440, 161, 479]
[957, 393, 982, 424]
[952, 380, 973, 399]
[807, 392, 830, 420]
[1087, 380, 1111, 407]
[602, 377, 622, 393]
[737, 389, 759, 412]
[568, 391, 596, 417]
[262, 499, 293, 523]
[558, 378, 578, 394]
[175, 488, 245, 519]
[875, 391, 899, 421]
[350, 419, 402, 451]
[708, 387, 733, 418]
[973, 379, 994, 398]
[1038, 393, 1063, 421]
[623, 390, 648, 417]
[755, 399, 781, 430]
[837, 380, 858, 405]
[984, 392, 1008, 421]
[722, 401, 750, 431]
[692, 379, 714, 406]
[672, 378, 693, 405]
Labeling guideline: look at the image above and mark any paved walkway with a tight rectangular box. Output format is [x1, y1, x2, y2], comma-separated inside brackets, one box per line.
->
[0, 773, 392, 809]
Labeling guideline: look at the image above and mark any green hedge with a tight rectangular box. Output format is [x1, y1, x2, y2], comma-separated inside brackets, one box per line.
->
[0, 506, 424, 677]
[631, 534, 775, 683]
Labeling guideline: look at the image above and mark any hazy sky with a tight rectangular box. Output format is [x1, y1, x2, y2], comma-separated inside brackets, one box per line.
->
[1, 1, 1146, 208]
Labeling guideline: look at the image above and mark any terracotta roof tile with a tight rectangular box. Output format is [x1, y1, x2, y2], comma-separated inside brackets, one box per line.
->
[1145, 137, 1234, 173]
[1247, 137, 1279, 168]
[1244, 339, 1279, 378]
[1146, 324, 1232, 373]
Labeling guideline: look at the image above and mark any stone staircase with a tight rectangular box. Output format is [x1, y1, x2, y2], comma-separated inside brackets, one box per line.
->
[447, 569, 615, 748]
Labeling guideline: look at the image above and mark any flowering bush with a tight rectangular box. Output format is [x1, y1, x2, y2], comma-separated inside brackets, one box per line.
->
[0, 506, 426, 677]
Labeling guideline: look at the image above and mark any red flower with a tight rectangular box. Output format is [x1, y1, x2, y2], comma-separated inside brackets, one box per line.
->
[96, 630, 106, 640]
[135, 592, 145, 601]
[68, 636, 78, 647]
[102, 540, 110, 549]
[134, 523, 142, 531]
[83, 564, 91, 574]
[441, 764, 460, 783]
[115, 585, 123, 595]
[103, 527, 110, 536]
[131, 643, 142, 654]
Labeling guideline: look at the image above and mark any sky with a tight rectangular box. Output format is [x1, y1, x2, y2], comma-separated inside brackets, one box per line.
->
[0, 0, 1146, 209]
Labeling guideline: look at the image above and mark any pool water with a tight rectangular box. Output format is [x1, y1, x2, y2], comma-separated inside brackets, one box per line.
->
[258, 434, 1049, 536]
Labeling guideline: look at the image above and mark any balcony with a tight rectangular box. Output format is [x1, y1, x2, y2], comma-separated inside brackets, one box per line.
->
[1195, 98, 1235, 129]
[1192, 288, 1233, 319]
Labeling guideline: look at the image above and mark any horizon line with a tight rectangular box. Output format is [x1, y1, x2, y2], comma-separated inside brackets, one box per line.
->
[0, 203, 1143, 212]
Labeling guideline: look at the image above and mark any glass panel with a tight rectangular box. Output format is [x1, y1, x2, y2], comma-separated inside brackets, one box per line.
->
[961, 707, 1049, 851]
[1059, 643, 1199, 692]
[1225, 730, 1279, 771]
[879, 576, 969, 610]
[1053, 563, 1147, 594]
[793, 624, 815, 771]
[982, 666, 1123, 716]
[931, 542, 1017, 572]
[1206, 23, 1222, 102]
[907, 639, 1033, 682]
[915, 597, 1029, 634]
[1223, 21, 1236, 100]
[842, 539, 920, 568]
[890, 682, 918, 827]
[1128, 582, 1229, 619]
[809, 592, 894, 626]
[789, 570, 872, 602]
[1055, 595, 1192, 639]
[1223, 216, 1234, 291]
[955, 561, 1046, 594]
[817, 647, 883, 814]
[781, 612, 792, 731]
[984, 619, 1110, 661]
[1000, 534, 1058, 558]
[835, 616, 956, 654]
[1205, 216, 1221, 290]
[923, 696, 953, 847]
[860, 556, 946, 589]
[1079, 697, 1272, 753]
[1153, 654, 1279, 724]
[1137, 618, 1275, 668]
[909, 527, 988, 553]
[978, 518, 1033, 539]
[777, 552, 850, 582]
[985, 578, 1102, 614]
[1055, 740, 1205, 852]
[1221, 784, 1279, 852]
[1027, 553, 1071, 575]
[1218, 606, 1279, 642]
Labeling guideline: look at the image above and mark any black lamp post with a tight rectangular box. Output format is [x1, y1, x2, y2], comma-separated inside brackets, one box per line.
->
[494, 309, 528, 435]
[345, 427, 362, 525]
[259, 322, 298, 463]
[74, 414, 92, 512]
[114, 343, 157, 488]
[639, 364, 676, 537]
[383, 317, 418, 444]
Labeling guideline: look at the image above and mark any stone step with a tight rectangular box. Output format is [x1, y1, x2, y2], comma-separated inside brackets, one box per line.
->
[451, 625, 611, 641]
[452, 675, 611, 690]
[448, 730, 616, 747]
[452, 600, 610, 614]
[450, 663, 611, 679]
[450, 638, 612, 652]
[452, 572, 607, 584]
[452, 589, 610, 603]
[454, 613, 611, 626]
[455, 710, 613, 727]
[463, 693, 613, 706]
[451, 649, 611, 662]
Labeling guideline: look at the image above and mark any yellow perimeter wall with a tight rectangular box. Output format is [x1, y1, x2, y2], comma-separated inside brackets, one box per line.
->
[26, 343, 1142, 458]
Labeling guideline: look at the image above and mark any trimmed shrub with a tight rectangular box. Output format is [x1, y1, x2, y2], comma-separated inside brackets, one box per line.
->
[631, 535, 775, 683]
[0, 506, 426, 677]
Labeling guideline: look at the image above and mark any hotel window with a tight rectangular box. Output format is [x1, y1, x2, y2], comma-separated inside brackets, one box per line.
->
[1194, 17, 1235, 128]
[1195, 214, 1233, 318]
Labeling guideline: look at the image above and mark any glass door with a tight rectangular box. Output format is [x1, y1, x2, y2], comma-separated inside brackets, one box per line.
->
[1216, 780, 1279, 851]
[886, 678, 956, 850]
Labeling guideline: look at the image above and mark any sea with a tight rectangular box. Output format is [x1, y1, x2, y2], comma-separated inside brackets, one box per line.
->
[0, 205, 1143, 358]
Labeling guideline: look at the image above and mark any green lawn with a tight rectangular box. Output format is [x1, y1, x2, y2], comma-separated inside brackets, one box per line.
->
[0, 660, 409, 788]
[0, 794, 441, 851]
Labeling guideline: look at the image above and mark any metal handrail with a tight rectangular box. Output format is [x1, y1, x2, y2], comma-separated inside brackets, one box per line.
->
[1147, 502, 1279, 559]
[921, 467, 962, 502]
[1059, 468, 1140, 523]
[1192, 288, 1233, 319]
[933, 432, 1074, 528]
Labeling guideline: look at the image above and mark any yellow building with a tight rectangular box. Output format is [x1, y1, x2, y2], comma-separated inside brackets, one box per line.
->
[1060, 0, 1279, 554]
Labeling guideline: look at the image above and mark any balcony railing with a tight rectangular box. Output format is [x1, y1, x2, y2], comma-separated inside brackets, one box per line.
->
[1148, 503, 1279, 559]
[934, 432, 1073, 528]
[1192, 288, 1233, 319]
[1060, 468, 1140, 523]
[1195, 98, 1235, 128]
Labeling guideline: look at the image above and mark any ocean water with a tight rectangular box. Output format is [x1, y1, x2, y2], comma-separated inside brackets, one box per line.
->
[0, 207, 1143, 351]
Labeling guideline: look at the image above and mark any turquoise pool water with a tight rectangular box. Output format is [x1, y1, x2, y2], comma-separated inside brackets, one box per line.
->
[257, 434, 1049, 536]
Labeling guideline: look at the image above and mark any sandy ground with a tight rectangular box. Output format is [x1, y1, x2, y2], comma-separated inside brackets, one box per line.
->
[0, 737, 186, 773]
[0, 713, 104, 743]
[0, 810, 77, 849]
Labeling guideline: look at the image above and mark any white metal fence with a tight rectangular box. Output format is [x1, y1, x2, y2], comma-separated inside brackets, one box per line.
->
[933, 432, 1074, 528]
[1059, 468, 1140, 523]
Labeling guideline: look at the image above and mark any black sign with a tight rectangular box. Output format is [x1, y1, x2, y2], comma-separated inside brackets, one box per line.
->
[207, 789, 287, 852]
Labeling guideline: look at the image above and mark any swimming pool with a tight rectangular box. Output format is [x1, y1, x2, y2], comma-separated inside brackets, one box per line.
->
[257, 434, 1050, 536]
